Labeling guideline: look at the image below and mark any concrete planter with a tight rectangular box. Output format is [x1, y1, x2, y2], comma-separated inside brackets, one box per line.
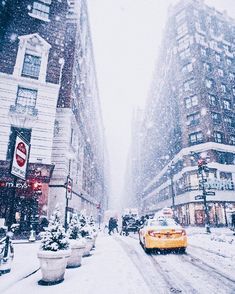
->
[82, 238, 94, 257]
[67, 239, 86, 268]
[37, 249, 71, 285]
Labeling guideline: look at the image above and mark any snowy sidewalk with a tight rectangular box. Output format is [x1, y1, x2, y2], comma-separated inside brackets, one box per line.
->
[2, 234, 151, 294]
[0, 241, 41, 293]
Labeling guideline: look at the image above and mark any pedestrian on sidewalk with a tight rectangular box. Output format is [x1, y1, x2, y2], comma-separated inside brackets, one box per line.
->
[108, 217, 115, 235]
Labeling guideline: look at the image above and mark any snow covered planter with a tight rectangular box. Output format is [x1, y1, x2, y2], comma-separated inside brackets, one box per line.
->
[37, 206, 70, 285]
[80, 224, 95, 257]
[67, 214, 86, 268]
[67, 238, 86, 268]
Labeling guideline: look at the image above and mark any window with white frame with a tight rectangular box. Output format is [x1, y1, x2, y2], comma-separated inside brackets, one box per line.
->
[180, 48, 190, 59]
[32, 0, 51, 20]
[215, 54, 221, 62]
[208, 94, 217, 106]
[187, 112, 200, 126]
[184, 79, 194, 91]
[205, 79, 213, 89]
[229, 73, 235, 81]
[229, 135, 235, 145]
[218, 68, 224, 77]
[227, 58, 232, 66]
[177, 23, 188, 36]
[224, 116, 232, 126]
[223, 100, 231, 110]
[13, 33, 51, 82]
[214, 131, 223, 143]
[16, 87, 37, 108]
[182, 63, 193, 73]
[175, 10, 186, 24]
[185, 95, 198, 108]
[221, 84, 226, 93]
[203, 62, 211, 72]
[22, 54, 41, 79]
[201, 47, 207, 56]
[178, 35, 190, 50]
[189, 131, 203, 144]
[211, 112, 221, 124]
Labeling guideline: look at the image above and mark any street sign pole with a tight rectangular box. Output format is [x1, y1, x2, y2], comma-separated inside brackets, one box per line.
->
[201, 170, 211, 234]
[8, 133, 30, 229]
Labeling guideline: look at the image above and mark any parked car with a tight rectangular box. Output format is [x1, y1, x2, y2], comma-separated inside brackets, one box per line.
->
[139, 217, 187, 254]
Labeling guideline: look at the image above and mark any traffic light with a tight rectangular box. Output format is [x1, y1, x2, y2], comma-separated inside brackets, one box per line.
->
[197, 158, 209, 174]
[32, 181, 42, 194]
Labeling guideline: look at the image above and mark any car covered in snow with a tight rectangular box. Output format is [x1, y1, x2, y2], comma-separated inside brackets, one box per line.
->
[139, 217, 187, 254]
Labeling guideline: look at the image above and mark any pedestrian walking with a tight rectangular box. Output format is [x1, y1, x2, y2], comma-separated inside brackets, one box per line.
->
[108, 217, 114, 235]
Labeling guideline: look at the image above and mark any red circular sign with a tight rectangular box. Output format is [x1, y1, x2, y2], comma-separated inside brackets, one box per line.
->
[16, 142, 27, 167]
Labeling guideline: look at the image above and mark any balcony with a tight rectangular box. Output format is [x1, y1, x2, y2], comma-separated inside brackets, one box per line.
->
[8, 104, 38, 129]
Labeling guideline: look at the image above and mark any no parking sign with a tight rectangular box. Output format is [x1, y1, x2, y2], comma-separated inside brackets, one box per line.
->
[11, 134, 30, 180]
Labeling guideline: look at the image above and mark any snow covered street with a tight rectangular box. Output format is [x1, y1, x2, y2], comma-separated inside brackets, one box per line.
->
[1, 227, 235, 294]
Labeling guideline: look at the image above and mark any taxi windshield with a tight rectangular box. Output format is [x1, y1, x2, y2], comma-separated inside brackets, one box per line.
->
[148, 218, 177, 227]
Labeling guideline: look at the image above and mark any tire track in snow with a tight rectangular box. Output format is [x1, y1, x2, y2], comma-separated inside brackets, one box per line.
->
[115, 236, 198, 294]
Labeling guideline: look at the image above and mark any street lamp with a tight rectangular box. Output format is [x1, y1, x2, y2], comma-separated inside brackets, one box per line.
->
[190, 151, 211, 233]
[167, 162, 175, 211]
[64, 152, 74, 230]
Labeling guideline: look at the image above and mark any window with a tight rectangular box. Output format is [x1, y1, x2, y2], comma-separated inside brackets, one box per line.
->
[229, 73, 235, 81]
[178, 35, 190, 50]
[205, 79, 213, 89]
[185, 95, 198, 108]
[22, 54, 41, 79]
[16, 87, 37, 108]
[229, 135, 235, 145]
[227, 58, 232, 66]
[187, 112, 200, 126]
[221, 84, 226, 93]
[182, 63, 193, 73]
[201, 48, 207, 56]
[218, 68, 224, 77]
[215, 54, 221, 62]
[180, 48, 190, 59]
[189, 132, 203, 144]
[184, 79, 194, 91]
[177, 23, 188, 36]
[214, 131, 223, 143]
[176, 10, 186, 24]
[203, 63, 211, 72]
[212, 112, 221, 124]
[224, 116, 232, 126]
[208, 94, 217, 106]
[223, 100, 231, 110]
[32, 1, 51, 20]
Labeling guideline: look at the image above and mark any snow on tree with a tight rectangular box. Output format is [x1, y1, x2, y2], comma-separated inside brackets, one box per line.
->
[67, 214, 81, 240]
[40, 206, 69, 251]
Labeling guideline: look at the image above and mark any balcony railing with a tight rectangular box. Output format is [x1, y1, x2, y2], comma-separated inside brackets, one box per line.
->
[9, 104, 38, 116]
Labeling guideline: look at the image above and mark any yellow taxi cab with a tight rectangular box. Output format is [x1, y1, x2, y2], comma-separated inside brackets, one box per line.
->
[139, 217, 187, 254]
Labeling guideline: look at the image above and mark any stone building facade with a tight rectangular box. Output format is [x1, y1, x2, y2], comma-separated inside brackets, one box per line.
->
[133, 0, 235, 226]
[0, 0, 108, 230]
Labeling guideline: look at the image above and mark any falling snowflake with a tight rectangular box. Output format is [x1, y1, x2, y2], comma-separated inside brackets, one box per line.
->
[9, 33, 18, 42]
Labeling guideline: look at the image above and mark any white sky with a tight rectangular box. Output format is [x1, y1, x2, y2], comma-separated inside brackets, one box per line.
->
[88, 0, 235, 210]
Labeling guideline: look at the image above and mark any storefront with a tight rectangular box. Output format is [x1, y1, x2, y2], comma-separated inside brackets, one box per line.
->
[0, 160, 54, 233]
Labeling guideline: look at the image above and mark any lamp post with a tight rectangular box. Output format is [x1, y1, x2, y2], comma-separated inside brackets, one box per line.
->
[167, 162, 175, 211]
[191, 152, 211, 233]
[64, 155, 73, 231]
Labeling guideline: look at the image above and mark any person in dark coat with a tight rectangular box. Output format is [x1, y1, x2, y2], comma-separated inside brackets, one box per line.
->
[108, 217, 114, 235]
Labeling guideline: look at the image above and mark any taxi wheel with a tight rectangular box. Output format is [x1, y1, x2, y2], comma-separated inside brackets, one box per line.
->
[143, 239, 151, 254]
[178, 247, 186, 254]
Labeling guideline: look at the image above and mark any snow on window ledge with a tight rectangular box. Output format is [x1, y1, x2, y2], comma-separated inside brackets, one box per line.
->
[28, 12, 50, 22]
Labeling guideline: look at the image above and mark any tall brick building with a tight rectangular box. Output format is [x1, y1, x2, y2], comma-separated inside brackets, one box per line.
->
[132, 0, 235, 226]
[0, 0, 108, 230]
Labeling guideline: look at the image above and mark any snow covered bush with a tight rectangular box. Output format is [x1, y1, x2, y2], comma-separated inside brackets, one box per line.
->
[79, 214, 95, 239]
[67, 214, 81, 240]
[40, 206, 69, 251]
